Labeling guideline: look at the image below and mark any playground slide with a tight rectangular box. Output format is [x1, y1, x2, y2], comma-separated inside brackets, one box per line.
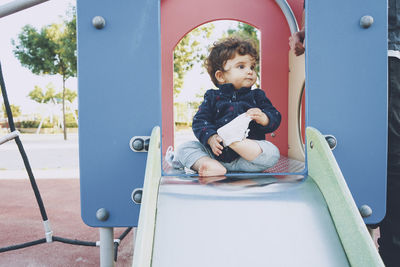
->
[132, 127, 384, 267]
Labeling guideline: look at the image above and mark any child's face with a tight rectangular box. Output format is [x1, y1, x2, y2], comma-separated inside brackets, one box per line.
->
[216, 53, 257, 89]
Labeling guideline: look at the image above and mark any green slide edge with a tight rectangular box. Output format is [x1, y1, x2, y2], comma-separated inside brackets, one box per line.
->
[132, 126, 162, 267]
[306, 127, 384, 267]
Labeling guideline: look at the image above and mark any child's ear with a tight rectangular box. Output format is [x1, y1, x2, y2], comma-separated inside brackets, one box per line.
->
[215, 70, 225, 84]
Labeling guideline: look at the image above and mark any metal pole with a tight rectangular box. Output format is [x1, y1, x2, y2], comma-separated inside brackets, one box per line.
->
[100, 227, 115, 267]
[0, 0, 49, 19]
[274, 0, 299, 34]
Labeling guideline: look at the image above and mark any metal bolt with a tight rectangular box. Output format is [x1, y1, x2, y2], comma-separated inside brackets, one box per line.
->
[132, 188, 143, 204]
[324, 135, 337, 150]
[96, 208, 110, 221]
[360, 15, 374, 29]
[92, 16, 106, 29]
[271, 133, 276, 138]
[310, 141, 314, 149]
[132, 138, 144, 151]
[359, 205, 373, 218]
[129, 136, 151, 152]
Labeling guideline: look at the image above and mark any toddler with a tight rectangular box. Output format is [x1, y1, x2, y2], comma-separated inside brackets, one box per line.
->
[175, 37, 281, 176]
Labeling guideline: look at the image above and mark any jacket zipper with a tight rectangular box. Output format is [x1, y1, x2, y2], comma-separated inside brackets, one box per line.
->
[232, 92, 237, 101]
[232, 92, 238, 116]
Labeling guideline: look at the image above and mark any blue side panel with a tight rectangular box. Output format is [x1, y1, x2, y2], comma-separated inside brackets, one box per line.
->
[307, 0, 387, 223]
[77, 0, 161, 227]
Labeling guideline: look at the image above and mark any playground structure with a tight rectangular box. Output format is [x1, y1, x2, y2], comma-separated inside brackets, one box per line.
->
[0, 0, 389, 266]
[0, 0, 131, 262]
[77, 0, 388, 265]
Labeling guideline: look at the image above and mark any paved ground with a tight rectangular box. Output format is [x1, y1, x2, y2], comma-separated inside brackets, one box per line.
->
[0, 133, 134, 266]
[0, 133, 79, 179]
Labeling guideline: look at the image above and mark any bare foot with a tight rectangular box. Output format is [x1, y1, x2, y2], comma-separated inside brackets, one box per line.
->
[192, 157, 227, 177]
[199, 163, 227, 176]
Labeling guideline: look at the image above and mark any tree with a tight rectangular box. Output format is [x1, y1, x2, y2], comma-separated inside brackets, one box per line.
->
[2, 104, 21, 118]
[227, 22, 259, 43]
[55, 88, 77, 104]
[173, 23, 214, 97]
[28, 83, 77, 130]
[29, 84, 56, 104]
[12, 7, 76, 140]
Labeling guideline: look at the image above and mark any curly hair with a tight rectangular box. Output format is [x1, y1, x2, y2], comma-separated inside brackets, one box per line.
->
[205, 36, 259, 86]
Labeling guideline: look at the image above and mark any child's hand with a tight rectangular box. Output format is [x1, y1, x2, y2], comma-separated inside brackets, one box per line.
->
[207, 134, 224, 156]
[247, 108, 269, 126]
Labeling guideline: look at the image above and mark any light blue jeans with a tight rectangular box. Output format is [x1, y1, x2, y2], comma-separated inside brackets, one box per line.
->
[174, 140, 280, 173]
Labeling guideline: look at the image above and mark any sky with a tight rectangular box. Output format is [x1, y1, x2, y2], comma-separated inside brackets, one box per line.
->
[0, 0, 76, 114]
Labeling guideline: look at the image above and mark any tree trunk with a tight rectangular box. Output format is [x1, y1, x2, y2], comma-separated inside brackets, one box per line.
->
[62, 77, 67, 140]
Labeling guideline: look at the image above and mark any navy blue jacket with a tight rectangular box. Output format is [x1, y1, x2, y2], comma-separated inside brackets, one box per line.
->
[192, 83, 281, 162]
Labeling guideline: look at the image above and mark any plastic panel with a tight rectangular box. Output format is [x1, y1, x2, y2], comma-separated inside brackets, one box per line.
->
[161, 0, 305, 156]
[78, 0, 161, 227]
[306, 0, 388, 223]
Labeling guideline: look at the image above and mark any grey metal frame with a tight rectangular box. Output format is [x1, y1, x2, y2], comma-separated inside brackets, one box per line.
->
[0, 0, 49, 18]
[274, 0, 299, 34]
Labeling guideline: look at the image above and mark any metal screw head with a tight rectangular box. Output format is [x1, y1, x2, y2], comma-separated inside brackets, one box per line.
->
[96, 208, 110, 221]
[360, 15, 374, 29]
[131, 188, 143, 204]
[309, 141, 314, 149]
[324, 135, 337, 150]
[92, 16, 106, 29]
[271, 133, 276, 138]
[132, 138, 144, 151]
[359, 205, 373, 218]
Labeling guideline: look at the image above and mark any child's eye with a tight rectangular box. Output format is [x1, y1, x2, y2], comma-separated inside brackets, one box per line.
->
[238, 65, 245, 69]
[251, 65, 255, 70]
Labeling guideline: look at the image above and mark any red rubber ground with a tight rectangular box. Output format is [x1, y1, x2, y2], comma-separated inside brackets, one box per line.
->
[0, 179, 133, 266]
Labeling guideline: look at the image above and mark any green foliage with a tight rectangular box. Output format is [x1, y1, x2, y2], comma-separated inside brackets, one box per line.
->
[173, 23, 215, 97]
[28, 82, 77, 104]
[19, 119, 54, 128]
[20, 120, 39, 128]
[12, 7, 77, 79]
[227, 23, 259, 44]
[60, 7, 77, 77]
[13, 6, 77, 139]
[65, 113, 78, 128]
[29, 83, 56, 103]
[20, 120, 52, 128]
[2, 104, 21, 118]
[55, 88, 77, 103]
[18, 114, 77, 128]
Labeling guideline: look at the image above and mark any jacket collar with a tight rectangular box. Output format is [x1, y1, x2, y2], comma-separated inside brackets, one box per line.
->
[217, 83, 251, 95]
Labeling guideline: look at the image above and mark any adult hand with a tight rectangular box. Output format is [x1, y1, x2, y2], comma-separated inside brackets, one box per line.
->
[247, 108, 269, 126]
[207, 134, 224, 156]
[289, 30, 305, 56]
